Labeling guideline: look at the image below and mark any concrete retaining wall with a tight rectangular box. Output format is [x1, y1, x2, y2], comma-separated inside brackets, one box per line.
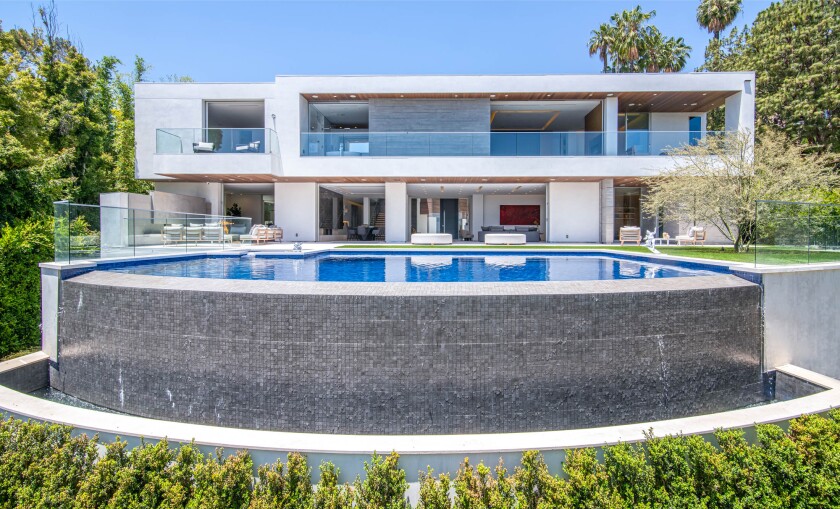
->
[51, 271, 763, 434]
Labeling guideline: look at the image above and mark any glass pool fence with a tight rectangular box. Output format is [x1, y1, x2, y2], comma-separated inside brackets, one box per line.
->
[54, 201, 253, 263]
[755, 200, 840, 266]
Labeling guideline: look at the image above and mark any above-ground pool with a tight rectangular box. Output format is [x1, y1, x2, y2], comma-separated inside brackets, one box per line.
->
[103, 251, 725, 282]
[49, 249, 762, 435]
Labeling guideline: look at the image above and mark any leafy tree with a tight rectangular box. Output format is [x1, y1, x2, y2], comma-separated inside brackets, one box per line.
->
[696, 0, 743, 41]
[587, 6, 692, 73]
[643, 130, 839, 251]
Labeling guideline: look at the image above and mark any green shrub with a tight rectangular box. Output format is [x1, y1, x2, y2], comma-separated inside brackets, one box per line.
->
[312, 462, 353, 509]
[0, 413, 838, 508]
[250, 452, 313, 509]
[0, 217, 54, 358]
[417, 467, 451, 509]
[354, 451, 409, 509]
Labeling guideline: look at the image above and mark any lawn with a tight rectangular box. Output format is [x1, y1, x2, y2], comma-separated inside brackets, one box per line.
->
[336, 244, 840, 265]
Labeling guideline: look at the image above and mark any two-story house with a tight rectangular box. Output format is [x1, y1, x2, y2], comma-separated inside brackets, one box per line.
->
[135, 72, 755, 243]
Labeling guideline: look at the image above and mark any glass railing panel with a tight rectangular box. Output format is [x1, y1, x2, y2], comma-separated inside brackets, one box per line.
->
[155, 128, 279, 155]
[755, 200, 840, 265]
[54, 201, 253, 262]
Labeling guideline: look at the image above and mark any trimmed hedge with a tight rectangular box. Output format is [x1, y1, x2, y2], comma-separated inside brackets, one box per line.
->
[0, 411, 838, 508]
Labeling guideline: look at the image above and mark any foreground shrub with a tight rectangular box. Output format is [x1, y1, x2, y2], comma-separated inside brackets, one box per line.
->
[0, 410, 838, 508]
[0, 217, 54, 359]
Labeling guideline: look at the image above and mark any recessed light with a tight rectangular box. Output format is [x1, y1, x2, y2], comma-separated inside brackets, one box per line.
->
[691, 103, 698, 106]
[588, 93, 593, 97]
[454, 94, 458, 97]
[361, 178, 367, 181]
[333, 95, 337, 98]
[350, 94, 356, 98]
[547, 94, 552, 97]
[482, 178, 488, 182]
[653, 93, 658, 96]
[490, 94, 496, 98]
[629, 103, 635, 107]
[683, 103, 688, 106]
[420, 178, 426, 182]
[505, 94, 509, 97]
[702, 93, 707, 96]
[400, 95, 404, 98]
[312, 95, 319, 99]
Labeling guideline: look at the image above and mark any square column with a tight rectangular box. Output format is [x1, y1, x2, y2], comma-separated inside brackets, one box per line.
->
[547, 182, 600, 243]
[600, 179, 615, 244]
[603, 96, 619, 156]
[363, 197, 371, 225]
[385, 182, 408, 242]
[275, 182, 318, 241]
[725, 78, 755, 138]
[471, 194, 484, 239]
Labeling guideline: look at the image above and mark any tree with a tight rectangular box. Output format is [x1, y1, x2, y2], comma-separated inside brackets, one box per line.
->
[696, 0, 743, 41]
[588, 24, 615, 73]
[588, 6, 692, 73]
[700, 0, 839, 154]
[643, 130, 839, 251]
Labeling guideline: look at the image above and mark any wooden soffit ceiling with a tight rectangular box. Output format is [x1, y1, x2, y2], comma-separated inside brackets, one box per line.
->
[303, 91, 735, 113]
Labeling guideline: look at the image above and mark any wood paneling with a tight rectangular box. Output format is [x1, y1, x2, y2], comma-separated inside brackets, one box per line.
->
[157, 174, 611, 184]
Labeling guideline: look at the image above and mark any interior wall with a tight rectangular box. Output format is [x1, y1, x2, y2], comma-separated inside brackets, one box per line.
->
[585, 102, 603, 132]
[482, 195, 546, 229]
[225, 193, 262, 224]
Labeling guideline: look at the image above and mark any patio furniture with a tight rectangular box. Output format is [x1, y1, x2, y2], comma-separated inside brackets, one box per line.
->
[619, 226, 642, 246]
[411, 233, 453, 245]
[185, 226, 203, 245]
[357, 225, 372, 241]
[241, 225, 270, 245]
[459, 229, 474, 241]
[268, 226, 283, 242]
[202, 224, 225, 244]
[675, 226, 707, 246]
[346, 227, 358, 241]
[192, 142, 215, 153]
[162, 225, 183, 245]
[477, 226, 539, 242]
[235, 141, 261, 153]
[484, 233, 526, 245]
[372, 227, 384, 241]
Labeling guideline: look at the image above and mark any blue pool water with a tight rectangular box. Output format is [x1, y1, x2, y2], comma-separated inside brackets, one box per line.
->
[103, 252, 724, 282]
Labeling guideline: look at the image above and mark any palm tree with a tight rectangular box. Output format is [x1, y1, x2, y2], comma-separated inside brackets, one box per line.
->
[660, 37, 692, 72]
[612, 6, 655, 69]
[696, 0, 742, 40]
[588, 24, 615, 73]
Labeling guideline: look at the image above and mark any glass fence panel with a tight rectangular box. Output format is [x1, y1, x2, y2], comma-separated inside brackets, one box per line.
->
[54, 202, 253, 262]
[755, 200, 840, 265]
[300, 131, 721, 157]
[155, 128, 279, 155]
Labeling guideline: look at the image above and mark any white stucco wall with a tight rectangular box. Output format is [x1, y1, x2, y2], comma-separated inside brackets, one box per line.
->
[649, 112, 708, 154]
[547, 182, 601, 242]
[385, 182, 409, 242]
[275, 182, 318, 241]
[153, 183, 222, 215]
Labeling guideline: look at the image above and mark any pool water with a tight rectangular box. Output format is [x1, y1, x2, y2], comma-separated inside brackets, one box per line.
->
[104, 252, 724, 282]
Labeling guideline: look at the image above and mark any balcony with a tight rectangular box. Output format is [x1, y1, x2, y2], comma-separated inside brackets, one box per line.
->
[154, 128, 281, 177]
[300, 131, 720, 157]
[156, 128, 280, 155]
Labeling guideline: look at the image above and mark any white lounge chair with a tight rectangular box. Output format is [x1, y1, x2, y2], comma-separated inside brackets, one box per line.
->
[192, 142, 215, 153]
[675, 226, 707, 246]
[202, 224, 224, 243]
[162, 225, 183, 245]
[184, 226, 203, 245]
[235, 141, 261, 153]
[619, 226, 642, 246]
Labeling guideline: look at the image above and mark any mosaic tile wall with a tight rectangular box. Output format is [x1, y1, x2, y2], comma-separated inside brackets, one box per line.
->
[53, 278, 764, 434]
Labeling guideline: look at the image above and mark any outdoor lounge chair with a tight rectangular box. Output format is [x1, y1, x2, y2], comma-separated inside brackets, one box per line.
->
[162, 225, 183, 245]
[192, 142, 215, 153]
[184, 226, 203, 245]
[241, 225, 270, 244]
[235, 141, 261, 153]
[619, 226, 642, 246]
[675, 226, 707, 246]
[202, 224, 224, 243]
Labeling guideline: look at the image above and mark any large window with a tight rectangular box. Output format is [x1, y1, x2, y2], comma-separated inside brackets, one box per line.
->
[618, 112, 650, 155]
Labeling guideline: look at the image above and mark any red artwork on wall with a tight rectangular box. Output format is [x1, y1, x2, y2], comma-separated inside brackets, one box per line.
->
[499, 205, 540, 225]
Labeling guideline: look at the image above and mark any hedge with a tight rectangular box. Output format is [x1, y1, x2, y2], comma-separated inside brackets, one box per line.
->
[0, 411, 838, 508]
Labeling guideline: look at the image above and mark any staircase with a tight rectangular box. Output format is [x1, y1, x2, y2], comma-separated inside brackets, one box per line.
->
[373, 211, 386, 240]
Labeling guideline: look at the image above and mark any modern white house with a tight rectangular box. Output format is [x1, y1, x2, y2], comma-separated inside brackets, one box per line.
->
[134, 73, 755, 243]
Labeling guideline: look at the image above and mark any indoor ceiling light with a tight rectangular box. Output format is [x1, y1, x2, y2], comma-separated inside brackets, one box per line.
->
[607, 93, 614, 97]
[629, 103, 635, 107]
[312, 95, 319, 99]
[490, 94, 496, 98]
[349, 94, 356, 98]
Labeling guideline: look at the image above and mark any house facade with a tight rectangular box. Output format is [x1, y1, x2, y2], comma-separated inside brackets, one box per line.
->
[135, 72, 755, 242]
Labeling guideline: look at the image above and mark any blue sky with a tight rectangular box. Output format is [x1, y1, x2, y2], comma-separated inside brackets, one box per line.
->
[2, 1, 772, 81]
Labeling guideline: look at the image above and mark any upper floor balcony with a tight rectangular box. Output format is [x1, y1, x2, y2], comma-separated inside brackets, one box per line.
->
[300, 130, 720, 157]
[153, 128, 281, 177]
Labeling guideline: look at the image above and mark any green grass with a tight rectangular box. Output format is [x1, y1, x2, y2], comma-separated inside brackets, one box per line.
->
[0, 347, 39, 362]
[335, 244, 840, 265]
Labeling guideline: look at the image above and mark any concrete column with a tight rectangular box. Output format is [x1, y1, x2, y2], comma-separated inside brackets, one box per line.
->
[471, 194, 484, 239]
[385, 182, 408, 242]
[275, 182, 319, 241]
[331, 197, 339, 230]
[363, 197, 371, 225]
[548, 182, 601, 243]
[40, 266, 61, 363]
[600, 179, 615, 244]
[725, 78, 755, 139]
[603, 97, 619, 156]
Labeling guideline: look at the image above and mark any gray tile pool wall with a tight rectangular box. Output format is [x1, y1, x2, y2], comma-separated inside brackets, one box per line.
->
[52, 273, 764, 434]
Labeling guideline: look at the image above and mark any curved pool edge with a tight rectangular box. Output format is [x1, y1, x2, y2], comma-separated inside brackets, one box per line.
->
[1, 364, 837, 461]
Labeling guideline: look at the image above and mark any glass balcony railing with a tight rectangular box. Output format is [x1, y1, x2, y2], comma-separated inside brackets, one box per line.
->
[300, 131, 723, 157]
[156, 128, 280, 155]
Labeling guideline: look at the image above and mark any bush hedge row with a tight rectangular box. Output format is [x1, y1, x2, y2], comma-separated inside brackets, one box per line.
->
[1, 411, 838, 508]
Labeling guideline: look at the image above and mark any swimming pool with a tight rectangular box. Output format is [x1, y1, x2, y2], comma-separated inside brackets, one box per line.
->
[104, 251, 724, 282]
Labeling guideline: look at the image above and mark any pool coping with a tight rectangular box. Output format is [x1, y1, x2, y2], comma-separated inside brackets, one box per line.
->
[1, 362, 837, 455]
